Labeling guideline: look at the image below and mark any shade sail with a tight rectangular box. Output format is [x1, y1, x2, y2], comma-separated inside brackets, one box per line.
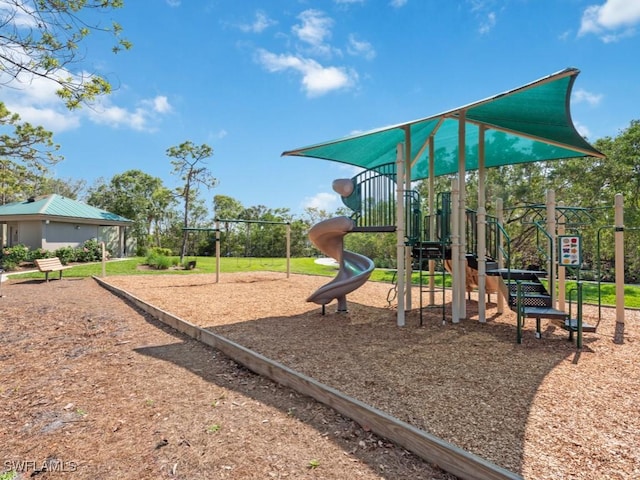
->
[282, 68, 604, 180]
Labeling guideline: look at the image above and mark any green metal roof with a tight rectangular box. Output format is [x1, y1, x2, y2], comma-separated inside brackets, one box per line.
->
[0, 194, 132, 224]
[282, 68, 604, 180]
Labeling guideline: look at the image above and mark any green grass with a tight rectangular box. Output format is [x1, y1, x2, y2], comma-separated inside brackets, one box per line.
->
[557, 280, 640, 309]
[7, 256, 637, 308]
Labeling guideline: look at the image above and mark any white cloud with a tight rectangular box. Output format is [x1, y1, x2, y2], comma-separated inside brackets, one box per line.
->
[4, 102, 81, 131]
[85, 93, 174, 132]
[302, 192, 341, 211]
[0, 46, 172, 133]
[0, 0, 37, 28]
[292, 9, 334, 57]
[166, 0, 181, 7]
[151, 95, 172, 113]
[389, 0, 408, 7]
[466, 1, 499, 34]
[572, 88, 603, 106]
[334, 0, 365, 5]
[87, 104, 148, 131]
[238, 10, 277, 33]
[579, 0, 640, 41]
[256, 49, 357, 97]
[478, 11, 497, 34]
[347, 34, 376, 60]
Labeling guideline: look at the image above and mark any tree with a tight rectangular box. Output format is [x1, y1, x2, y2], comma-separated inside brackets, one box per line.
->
[86, 170, 175, 253]
[0, 102, 62, 204]
[167, 141, 218, 261]
[0, 0, 131, 109]
[38, 177, 86, 199]
[213, 195, 244, 220]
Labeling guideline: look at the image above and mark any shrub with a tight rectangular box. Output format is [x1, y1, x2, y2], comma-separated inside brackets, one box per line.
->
[76, 239, 104, 262]
[26, 248, 52, 262]
[149, 246, 173, 257]
[0, 259, 18, 271]
[55, 246, 77, 265]
[146, 253, 174, 270]
[1, 244, 29, 269]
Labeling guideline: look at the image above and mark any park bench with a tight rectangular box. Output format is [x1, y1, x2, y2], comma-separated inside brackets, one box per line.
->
[34, 257, 72, 282]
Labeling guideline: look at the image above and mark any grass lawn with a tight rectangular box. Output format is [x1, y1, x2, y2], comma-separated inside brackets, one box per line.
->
[7, 256, 638, 308]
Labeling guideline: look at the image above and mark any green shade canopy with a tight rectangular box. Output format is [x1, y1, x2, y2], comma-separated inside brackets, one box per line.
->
[282, 68, 604, 180]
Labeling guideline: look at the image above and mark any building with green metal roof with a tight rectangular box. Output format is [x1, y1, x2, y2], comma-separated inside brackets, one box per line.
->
[0, 194, 134, 257]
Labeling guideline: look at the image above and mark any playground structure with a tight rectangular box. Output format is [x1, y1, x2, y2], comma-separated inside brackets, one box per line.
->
[307, 169, 627, 348]
[288, 68, 629, 348]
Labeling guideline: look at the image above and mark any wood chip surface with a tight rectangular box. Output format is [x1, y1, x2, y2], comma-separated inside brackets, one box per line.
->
[103, 271, 640, 480]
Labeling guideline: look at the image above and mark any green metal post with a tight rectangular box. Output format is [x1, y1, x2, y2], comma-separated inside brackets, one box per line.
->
[577, 282, 583, 349]
[516, 281, 523, 344]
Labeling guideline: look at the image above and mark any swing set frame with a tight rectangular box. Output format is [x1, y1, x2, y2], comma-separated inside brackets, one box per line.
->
[214, 218, 291, 283]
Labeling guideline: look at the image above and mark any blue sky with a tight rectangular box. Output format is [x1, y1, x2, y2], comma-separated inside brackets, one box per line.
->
[4, 0, 640, 217]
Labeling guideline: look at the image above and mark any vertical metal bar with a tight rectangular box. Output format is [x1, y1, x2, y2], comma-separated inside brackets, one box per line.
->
[577, 282, 583, 349]
[496, 198, 505, 314]
[215, 220, 220, 283]
[517, 281, 523, 344]
[405, 132, 413, 311]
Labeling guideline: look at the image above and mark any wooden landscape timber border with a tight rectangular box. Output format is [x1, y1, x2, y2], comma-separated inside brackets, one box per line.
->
[93, 276, 522, 480]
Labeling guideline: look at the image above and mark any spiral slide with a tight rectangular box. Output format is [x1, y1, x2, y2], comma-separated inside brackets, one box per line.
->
[306, 216, 375, 312]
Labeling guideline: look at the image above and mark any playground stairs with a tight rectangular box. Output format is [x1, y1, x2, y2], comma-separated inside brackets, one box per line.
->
[487, 269, 596, 342]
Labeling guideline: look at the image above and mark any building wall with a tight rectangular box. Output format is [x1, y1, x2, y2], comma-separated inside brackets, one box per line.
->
[97, 226, 137, 257]
[19, 221, 43, 248]
[43, 222, 99, 250]
[2, 220, 133, 257]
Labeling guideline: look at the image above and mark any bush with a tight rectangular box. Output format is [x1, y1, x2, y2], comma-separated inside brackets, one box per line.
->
[0, 259, 18, 271]
[26, 248, 52, 262]
[149, 246, 173, 257]
[146, 252, 175, 270]
[55, 246, 77, 265]
[1, 244, 30, 270]
[75, 239, 104, 262]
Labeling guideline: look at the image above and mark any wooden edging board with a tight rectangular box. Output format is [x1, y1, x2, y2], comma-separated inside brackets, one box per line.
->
[93, 276, 522, 480]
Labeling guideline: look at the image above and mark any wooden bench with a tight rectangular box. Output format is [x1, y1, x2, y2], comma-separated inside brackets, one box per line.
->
[34, 257, 72, 282]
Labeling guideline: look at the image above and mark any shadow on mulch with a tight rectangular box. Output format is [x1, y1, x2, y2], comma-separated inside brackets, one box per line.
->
[135, 296, 586, 476]
[133, 319, 454, 479]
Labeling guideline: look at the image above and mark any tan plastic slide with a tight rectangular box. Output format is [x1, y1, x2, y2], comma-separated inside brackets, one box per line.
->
[306, 215, 375, 312]
[306, 177, 375, 312]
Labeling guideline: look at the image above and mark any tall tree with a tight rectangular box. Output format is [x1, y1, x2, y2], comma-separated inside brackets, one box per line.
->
[0, 0, 131, 109]
[86, 170, 174, 253]
[167, 141, 218, 261]
[213, 195, 244, 220]
[0, 102, 61, 204]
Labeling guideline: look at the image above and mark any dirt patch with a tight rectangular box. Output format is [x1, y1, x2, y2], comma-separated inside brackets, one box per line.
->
[2, 272, 639, 479]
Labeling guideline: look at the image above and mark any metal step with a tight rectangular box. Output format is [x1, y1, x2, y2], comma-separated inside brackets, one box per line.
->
[509, 294, 553, 309]
[562, 318, 597, 333]
[522, 306, 569, 320]
[505, 281, 548, 294]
